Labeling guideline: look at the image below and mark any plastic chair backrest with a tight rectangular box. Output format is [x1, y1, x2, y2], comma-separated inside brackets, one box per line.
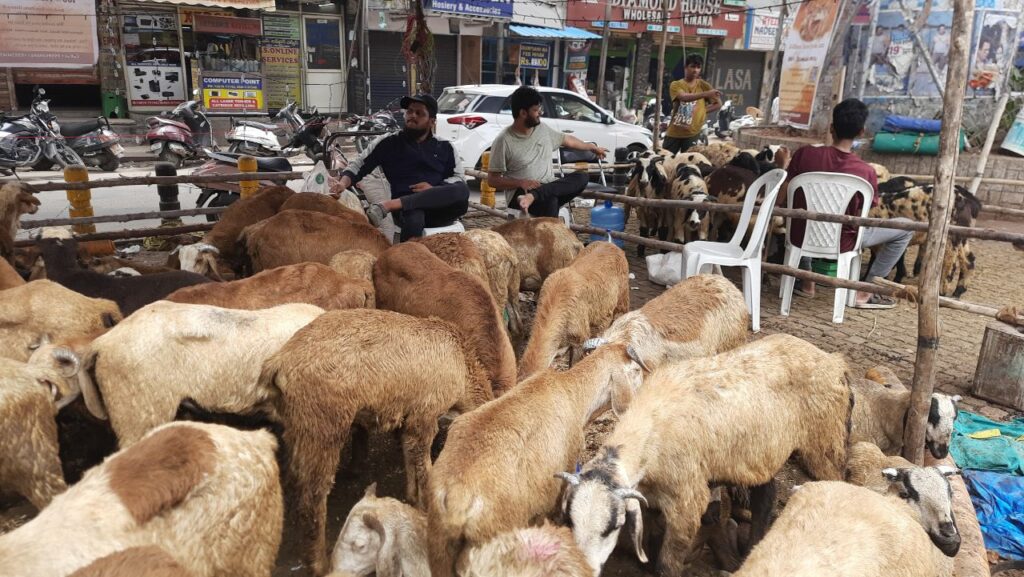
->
[785, 172, 872, 257]
[557, 143, 607, 186]
[737, 168, 787, 259]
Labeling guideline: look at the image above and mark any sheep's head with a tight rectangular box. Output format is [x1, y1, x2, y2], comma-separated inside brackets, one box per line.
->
[2, 182, 41, 218]
[171, 242, 222, 280]
[558, 447, 647, 576]
[26, 336, 82, 410]
[330, 483, 390, 576]
[882, 465, 960, 557]
[579, 342, 647, 417]
[925, 393, 960, 459]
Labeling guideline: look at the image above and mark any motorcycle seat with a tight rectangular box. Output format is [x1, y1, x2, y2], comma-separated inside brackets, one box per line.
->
[235, 120, 279, 131]
[61, 119, 105, 137]
[208, 151, 293, 172]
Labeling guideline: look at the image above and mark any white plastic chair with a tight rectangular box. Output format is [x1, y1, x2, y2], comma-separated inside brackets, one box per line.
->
[681, 168, 787, 332]
[778, 172, 873, 324]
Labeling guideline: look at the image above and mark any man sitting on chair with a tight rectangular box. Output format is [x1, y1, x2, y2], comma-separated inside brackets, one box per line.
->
[336, 93, 469, 241]
[486, 86, 608, 218]
[782, 98, 913, 309]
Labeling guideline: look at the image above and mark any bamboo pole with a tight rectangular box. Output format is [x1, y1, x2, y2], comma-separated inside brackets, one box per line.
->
[22, 171, 309, 192]
[897, 0, 946, 100]
[21, 207, 227, 229]
[652, 0, 669, 150]
[874, 277, 1024, 325]
[970, 92, 1011, 195]
[903, 0, 973, 465]
[14, 223, 214, 247]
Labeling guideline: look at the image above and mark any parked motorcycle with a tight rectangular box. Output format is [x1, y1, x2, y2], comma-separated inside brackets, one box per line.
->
[226, 100, 328, 162]
[146, 92, 216, 168]
[34, 114, 123, 172]
[0, 88, 82, 174]
[192, 150, 293, 221]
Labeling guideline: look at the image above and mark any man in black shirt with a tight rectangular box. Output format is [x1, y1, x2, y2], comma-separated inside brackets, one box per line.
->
[337, 94, 469, 241]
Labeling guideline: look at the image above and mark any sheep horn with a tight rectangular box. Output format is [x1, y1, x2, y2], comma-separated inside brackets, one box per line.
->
[554, 472, 581, 486]
[51, 346, 80, 378]
[614, 488, 648, 507]
[583, 337, 608, 351]
[626, 345, 650, 372]
[197, 243, 220, 255]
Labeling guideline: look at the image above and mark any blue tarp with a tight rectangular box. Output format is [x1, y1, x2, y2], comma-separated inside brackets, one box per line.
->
[963, 470, 1024, 561]
[950, 411, 1024, 475]
[882, 115, 943, 135]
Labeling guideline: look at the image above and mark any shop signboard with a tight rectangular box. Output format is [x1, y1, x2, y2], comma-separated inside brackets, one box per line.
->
[571, 0, 743, 37]
[745, 8, 781, 50]
[518, 43, 550, 70]
[201, 75, 265, 112]
[708, 49, 764, 109]
[263, 14, 302, 110]
[777, 0, 841, 129]
[0, 0, 98, 68]
[425, 0, 512, 20]
[123, 13, 186, 109]
[194, 15, 262, 36]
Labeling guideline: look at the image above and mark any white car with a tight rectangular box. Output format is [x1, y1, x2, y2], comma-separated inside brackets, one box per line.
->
[435, 85, 653, 171]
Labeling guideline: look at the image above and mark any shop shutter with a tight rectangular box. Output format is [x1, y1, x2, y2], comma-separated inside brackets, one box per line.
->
[432, 35, 458, 96]
[368, 31, 408, 111]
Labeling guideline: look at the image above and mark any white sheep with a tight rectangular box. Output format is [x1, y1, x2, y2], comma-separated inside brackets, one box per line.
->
[518, 241, 630, 379]
[0, 421, 283, 577]
[460, 523, 591, 577]
[846, 441, 916, 492]
[733, 473, 959, 577]
[331, 482, 429, 577]
[561, 334, 851, 576]
[0, 279, 121, 363]
[48, 301, 323, 447]
[427, 343, 647, 577]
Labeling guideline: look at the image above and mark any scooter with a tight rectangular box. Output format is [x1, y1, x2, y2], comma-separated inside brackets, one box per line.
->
[192, 150, 293, 221]
[0, 88, 82, 174]
[226, 100, 328, 162]
[146, 91, 217, 168]
[34, 115, 123, 172]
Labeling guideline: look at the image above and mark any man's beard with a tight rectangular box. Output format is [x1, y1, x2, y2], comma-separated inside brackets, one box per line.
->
[525, 116, 541, 128]
[403, 125, 429, 140]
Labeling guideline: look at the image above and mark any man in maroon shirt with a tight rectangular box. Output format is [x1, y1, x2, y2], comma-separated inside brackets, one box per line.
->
[781, 98, 913, 308]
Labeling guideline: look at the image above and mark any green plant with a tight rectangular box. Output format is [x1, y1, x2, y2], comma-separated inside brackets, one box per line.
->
[999, 66, 1024, 136]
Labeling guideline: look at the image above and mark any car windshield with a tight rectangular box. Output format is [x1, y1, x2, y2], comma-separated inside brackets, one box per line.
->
[438, 92, 477, 114]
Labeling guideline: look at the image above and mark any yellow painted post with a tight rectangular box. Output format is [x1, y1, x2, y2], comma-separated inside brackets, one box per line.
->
[64, 165, 96, 234]
[479, 151, 496, 208]
[238, 155, 259, 199]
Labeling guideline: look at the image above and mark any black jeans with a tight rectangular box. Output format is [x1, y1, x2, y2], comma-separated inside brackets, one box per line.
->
[512, 172, 589, 218]
[663, 135, 701, 154]
[395, 181, 470, 241]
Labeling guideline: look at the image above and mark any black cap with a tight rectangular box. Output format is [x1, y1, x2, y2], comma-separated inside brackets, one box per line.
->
[400, 93, 438, 118]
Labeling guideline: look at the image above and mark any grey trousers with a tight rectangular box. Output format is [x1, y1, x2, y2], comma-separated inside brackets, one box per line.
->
[800, 218, 915, 279]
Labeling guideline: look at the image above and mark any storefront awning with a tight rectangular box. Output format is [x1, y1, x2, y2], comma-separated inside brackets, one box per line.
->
[509, 25, 601, 40]
[144, 0, 275, 10]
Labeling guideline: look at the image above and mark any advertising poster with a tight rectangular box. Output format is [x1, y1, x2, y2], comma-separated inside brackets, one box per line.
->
[123, 13, 186, 108]
[202, 76, 264, 111]
[745, 9, 781, 51]
[0, 0, 98, 67]
[778, 0, 841, 129]
[518, 43, 550, 70]
[263, 14, 302, 109]
[565, 40, 591, 95]
[969, 10, 1019, 95]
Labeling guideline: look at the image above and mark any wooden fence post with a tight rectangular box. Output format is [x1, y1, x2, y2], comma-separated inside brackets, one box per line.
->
[238, 155, 259, 199]
[902, 0, 974, 464]
[155, 162, 181, 226]
[64, 164, 96, 235]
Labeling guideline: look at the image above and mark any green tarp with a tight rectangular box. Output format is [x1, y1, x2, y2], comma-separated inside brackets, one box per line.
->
[950, 410, 1024, 474]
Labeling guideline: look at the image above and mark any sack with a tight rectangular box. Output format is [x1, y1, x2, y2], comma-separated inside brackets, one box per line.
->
[301, 161, 331, 194]
[646, 252, 684, 286]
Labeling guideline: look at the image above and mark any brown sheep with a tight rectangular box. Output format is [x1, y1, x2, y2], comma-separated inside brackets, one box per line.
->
[67, 546, 194, 577]
[492, 218, 583, 291]
[706, 162, 758, 241]
[1, 182, 40, 265]
[280, 192, 370, 224]
[462, 229, 523, 342]
[519, 242, 629, 379]
[328, 249, 377, 284]
[170, 185, 294, 278]
[0, 422, 283, 577]
[0, 257, 25, 289]
[412, 233, 491, 298]
[460, 524, 591, 577]
[238, 209, 391, 275]
[166, 262, 374, 310]
[0, 280, 121, 362]
[265, 309, 495, 575]
[374, 242, 517, 396]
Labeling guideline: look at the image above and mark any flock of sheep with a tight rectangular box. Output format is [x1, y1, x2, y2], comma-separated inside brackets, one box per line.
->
[0, 174, 967, 577]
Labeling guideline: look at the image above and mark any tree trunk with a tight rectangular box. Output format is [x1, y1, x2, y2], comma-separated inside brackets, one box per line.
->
[902, 0, 974, 465]
[632, 33, 654, 111]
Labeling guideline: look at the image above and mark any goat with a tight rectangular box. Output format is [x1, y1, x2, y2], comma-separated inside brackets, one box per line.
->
[667, 164, 712, 244]
[705, 158, 759, 242]
[37, 237, 211, 316]
[374, 242, 517, 396]
[492, 217, 583, 291]
[166, 262, 374, 310]
[331, 482, 429, 577]
[1, 182, 40, 265]
[237, 209, 390, 275]
[0, 422, 283, 577]
[265, 308, 495, 575]
[518, 241, 629, 379]
[623, 153, 669, 256]
[561, 334, 851, 576]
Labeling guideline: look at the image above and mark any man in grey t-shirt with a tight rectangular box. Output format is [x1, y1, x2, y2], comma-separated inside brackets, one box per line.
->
[487, 86, 608, 218]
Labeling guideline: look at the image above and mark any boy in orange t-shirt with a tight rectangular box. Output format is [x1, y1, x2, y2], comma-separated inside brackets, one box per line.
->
[664, 54, 722, 153]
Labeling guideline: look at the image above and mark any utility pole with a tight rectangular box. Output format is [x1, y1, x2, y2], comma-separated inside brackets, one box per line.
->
[652, 0, 669, 149]
[596, 0, 613, 106]
[496, 21, 506, 83]
[902, 0, 974, 465]
[759, 1, 788, 119]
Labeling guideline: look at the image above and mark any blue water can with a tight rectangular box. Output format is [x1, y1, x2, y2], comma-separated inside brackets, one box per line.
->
[590, 200, 625, 248]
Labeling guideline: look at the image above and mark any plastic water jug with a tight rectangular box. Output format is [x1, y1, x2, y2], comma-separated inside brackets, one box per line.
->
[589, 200, 624, 248]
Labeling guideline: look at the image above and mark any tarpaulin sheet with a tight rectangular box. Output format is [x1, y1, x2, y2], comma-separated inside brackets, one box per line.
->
[950, 411, 1024, 475]
[882, 115, 943, 134]
[963, 470, 1024, 561]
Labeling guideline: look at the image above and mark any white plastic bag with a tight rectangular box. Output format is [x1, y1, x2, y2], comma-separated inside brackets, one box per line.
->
[301, 161, 331, 194]
[646, 252, 683, 287]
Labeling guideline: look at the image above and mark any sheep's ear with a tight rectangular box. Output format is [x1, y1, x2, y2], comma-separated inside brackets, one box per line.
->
[610, 373, 634, 417]
[625, 498, 648, 564]
[951, 395, 962, 403]
[364, 482, 378, 498]
[362, 512, 385, 538]
[626, 345, 649, 372]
